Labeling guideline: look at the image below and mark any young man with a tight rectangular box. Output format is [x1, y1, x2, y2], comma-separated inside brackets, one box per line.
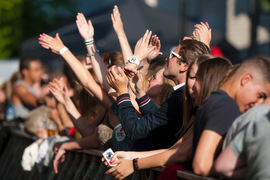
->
[214, 96, 270, 179]
[107, 39, 211, 149]
[192, 56, 270, 176]
[11, 57, 43, 118]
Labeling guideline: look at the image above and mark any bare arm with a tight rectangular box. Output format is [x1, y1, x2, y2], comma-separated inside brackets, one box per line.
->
[12, 85, 38, 107]
[105, 123, 194, 179]
[214, 145, 247, 179]
[76, 13, 111, 92]
[111, 5, 133, 63]
[54, 135, 100, 174]
[48, 78, 105, 137]
[39, 33, 113, 109]
[192, 130, 222, 176]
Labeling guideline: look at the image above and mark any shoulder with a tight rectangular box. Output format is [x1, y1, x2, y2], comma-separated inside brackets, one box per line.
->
[13, 84, 28, 95]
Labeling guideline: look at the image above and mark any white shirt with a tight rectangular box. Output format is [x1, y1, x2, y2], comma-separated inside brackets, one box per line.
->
[173, 83, 185, 91]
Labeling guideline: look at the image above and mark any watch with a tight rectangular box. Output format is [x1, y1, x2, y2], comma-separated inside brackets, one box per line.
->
[128, 56, 140, 66]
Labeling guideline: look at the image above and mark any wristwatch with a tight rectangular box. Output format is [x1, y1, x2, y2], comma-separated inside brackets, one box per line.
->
[128, 56, 140, 66]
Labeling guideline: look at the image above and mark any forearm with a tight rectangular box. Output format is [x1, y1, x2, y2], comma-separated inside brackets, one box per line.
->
[85, 44, 111, 91]
[137, 59, 150, 75]
[64, 102, 94, 137]
[61, 50, 96, 92]
[61, 50, 112, 109]
[137, 141, 192, 170]
[62, 135, 99, 150]
[116, 33, 133, 63]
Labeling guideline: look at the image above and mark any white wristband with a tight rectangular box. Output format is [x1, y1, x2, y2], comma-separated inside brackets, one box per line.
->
[59, 46, 68, 55]
[85, 38, 94, 43]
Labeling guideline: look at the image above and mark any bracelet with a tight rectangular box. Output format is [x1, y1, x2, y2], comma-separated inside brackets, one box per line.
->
[132, 158, 139, 171]
[87, 49, 99, 57]
[85, 38, 94, 46]
[59, 46, 68, 55]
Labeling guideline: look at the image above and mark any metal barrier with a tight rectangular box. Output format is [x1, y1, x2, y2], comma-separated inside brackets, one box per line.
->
[0, 127, 220, 180]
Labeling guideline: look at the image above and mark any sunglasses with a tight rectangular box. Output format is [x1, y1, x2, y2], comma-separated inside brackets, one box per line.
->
[169, 51, 182, 61]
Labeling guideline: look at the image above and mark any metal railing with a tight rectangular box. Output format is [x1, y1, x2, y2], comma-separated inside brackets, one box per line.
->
[0, 127, 220, 180]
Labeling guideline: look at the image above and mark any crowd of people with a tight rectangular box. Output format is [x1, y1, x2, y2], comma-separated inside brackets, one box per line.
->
[1, 5, 270, 179]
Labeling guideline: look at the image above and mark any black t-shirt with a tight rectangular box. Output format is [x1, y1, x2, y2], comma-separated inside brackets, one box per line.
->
[193, 89, 241, 154]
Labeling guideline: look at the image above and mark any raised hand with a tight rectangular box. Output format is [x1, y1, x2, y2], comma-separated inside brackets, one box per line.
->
[147, 35, 163, 61]
[111, 5, 124, 36]
[76, 13, 94, 41]
[48, 78, 71, 105]
[106, 66, 129, 96]
[39, 33, 65, 54]
[193, 22, 211, 48]
[133, 30, 155, 61]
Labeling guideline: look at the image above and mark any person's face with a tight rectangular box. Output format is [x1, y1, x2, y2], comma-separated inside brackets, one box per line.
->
[147, 68, 165, 97]
[163, 45, 181, 79]
[187, 63, 198, 104]
[28, 61, 43, 83]
[236, 81, 270, 113]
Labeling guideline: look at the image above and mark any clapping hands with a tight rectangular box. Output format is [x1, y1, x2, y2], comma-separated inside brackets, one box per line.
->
[48, 77, 71, 105]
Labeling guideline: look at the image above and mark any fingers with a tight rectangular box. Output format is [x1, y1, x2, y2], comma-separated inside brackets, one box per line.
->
[88, 19, 93, 30]
[111, 153, 118, 163]
[76, 12, 87, 26]
[142, 29, 152, 44]
[105, 167, 116, 175]
[118, 66, 126, 77]
[53, 159, 59, 174]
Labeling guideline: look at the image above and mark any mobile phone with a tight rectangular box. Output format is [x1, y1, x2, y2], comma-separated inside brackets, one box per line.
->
[102, 148, 117, 167]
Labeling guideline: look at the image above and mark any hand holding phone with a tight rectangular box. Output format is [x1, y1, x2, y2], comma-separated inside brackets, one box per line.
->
[102, 148, 118, 167]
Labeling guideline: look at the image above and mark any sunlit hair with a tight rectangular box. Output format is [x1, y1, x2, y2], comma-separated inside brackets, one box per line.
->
[181, 54, 214, 134]
[178, 39, 211, 65]
[146, 60, 175, 105]
[219, 64, 240, 87]
[103, 51, 124, 69]
[231, 56, 270, 85]
[196, 57, 233, 106]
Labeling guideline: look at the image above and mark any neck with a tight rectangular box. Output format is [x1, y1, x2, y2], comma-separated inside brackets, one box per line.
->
[220, 79, 236, 100]
[173, 73, 186, 85]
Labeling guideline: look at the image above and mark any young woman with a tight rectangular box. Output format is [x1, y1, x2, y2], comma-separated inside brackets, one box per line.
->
[104, 56, 232, 180]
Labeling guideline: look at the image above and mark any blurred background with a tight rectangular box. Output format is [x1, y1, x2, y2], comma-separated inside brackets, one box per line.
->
[0, 0, 270, 84]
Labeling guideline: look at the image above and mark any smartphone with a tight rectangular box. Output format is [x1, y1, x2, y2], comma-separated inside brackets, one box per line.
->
[102, 148, 117, 167]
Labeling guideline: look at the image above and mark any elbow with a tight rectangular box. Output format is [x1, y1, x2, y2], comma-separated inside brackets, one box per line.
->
[214, 159, 231, 177]
[192, 161, 210, 177]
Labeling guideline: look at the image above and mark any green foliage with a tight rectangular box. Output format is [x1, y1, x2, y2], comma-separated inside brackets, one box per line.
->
[0, 0, 77, 59]
[0, 0, 23, 58]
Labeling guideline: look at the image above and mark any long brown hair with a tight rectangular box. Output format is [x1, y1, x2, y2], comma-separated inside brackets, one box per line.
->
[196, 57, 233, 106]
[182, 54, 214, 132]
[65, 56, 106, 123]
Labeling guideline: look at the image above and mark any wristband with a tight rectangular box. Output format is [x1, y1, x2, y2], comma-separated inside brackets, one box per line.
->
[59, 46, 68, 55]
[132, 158, 139, 171]
[85, 38, 94, 46]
